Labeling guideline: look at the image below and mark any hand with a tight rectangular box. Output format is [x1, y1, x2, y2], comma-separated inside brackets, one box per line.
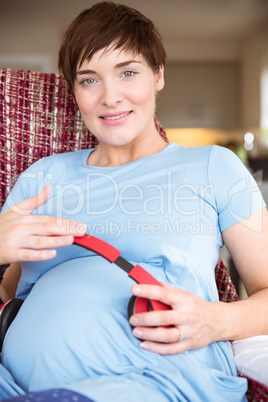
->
[0, 185, 87, 264]
[129, 283, 220, 355]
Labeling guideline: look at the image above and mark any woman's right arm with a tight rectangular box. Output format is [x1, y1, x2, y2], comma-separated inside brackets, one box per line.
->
[0, 262, 21, 301]
[0, 185, 86, 265]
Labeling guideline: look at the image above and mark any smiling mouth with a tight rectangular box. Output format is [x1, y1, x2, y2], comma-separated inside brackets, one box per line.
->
[100, 111, 132, 120]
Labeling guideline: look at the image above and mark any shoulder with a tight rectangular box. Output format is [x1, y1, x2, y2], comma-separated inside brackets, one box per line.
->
[19, 149, 92, 181]
[163, 143, 243, 176]
[28, 149, 91, 170]
[168, 143, 215, 175]
[208, 145, 251, 185]
[181, 144, 240, 166]
[209, 144, 241, 165]
[168, 142, 221, 163]
[2, 149, 92, 211]
[166, 142, 212, 163]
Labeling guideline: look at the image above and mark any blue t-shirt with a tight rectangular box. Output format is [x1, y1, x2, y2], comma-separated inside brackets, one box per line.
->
[0, 143, 264, 401]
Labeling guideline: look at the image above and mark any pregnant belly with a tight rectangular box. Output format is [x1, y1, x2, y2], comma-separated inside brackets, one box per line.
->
[1, 256, 138, 391]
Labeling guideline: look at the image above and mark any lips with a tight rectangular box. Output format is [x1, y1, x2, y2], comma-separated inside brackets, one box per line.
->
[100, 111, 132, 120]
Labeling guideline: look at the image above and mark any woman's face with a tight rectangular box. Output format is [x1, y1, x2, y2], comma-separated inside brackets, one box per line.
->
[74, 46, 164, 147]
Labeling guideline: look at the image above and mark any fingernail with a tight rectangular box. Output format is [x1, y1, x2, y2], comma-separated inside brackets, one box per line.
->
[133, 328, 143, 338]
[132, 285, 142, 294]
[62, 236, 73, 244]
[129, 316, 138, 326]
[140, 343, 150, 350]
[48, 250, 56, 257]
[75, 223, 87, 234]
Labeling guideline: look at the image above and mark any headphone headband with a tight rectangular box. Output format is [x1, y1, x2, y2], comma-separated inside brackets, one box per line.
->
[73, 234, 170, 312]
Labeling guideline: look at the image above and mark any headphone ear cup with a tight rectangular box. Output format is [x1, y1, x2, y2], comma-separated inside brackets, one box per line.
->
[128, 295, 152, 329]
[0, 298, 23, 352]
[128, 295, 137, 324]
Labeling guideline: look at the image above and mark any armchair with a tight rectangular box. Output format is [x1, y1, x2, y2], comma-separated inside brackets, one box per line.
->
[1, 68, 267, 401]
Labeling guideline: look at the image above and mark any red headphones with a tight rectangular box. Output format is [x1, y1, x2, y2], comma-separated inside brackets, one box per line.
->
[0, 235, 171, 350]
[73, 234, 171, 320]
[0, 298, 23, 351]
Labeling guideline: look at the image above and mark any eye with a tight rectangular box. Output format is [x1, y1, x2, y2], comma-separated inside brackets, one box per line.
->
[81, 78, 96, 85]
[123, 71, 135, 78]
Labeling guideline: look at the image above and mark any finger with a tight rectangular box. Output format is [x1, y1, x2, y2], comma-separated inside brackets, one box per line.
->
[10, 185, 51, 216]
[4, 248, 58, 263]
[130, 309, 179, 328]
[6, 217, 87, 237]
[11, 234, 75, 250]
[133, 325, 183, 344]
[2, 232, 81, 263]
[131, 284, 183, 308]
[139, 339, 191, 355]
[0, 219, 87, 263]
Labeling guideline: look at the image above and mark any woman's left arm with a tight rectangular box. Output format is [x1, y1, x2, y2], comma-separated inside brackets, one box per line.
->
[220, 207, 268, 338]
[129, 207, 268, 354]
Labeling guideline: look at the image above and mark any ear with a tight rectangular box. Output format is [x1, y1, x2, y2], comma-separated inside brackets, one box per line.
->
[155, 65, 165, 92]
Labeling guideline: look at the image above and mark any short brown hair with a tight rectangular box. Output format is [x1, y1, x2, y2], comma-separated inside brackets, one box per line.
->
[58, 2, 166, 92]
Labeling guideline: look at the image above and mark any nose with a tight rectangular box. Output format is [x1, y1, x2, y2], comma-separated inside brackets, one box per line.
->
[101, 81, 122, 108]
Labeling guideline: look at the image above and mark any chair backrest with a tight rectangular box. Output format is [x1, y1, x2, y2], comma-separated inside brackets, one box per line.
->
[0, 69, 98, 208]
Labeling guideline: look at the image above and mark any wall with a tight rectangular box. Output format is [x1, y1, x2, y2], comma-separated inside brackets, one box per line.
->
[261, 45, 268, 130]
[157, 62, 240, 129]
[0, 1, 268, 135]
[240, 30, 266, 129]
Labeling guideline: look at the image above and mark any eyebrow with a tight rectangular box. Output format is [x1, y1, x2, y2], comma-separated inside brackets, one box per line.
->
[76, 60, 142, 76]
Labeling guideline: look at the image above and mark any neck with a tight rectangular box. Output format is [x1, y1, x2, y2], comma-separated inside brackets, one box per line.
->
[87, 130, 168, 167]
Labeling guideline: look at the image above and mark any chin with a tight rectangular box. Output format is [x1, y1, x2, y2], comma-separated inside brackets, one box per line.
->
[99, 135, 138, 147]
